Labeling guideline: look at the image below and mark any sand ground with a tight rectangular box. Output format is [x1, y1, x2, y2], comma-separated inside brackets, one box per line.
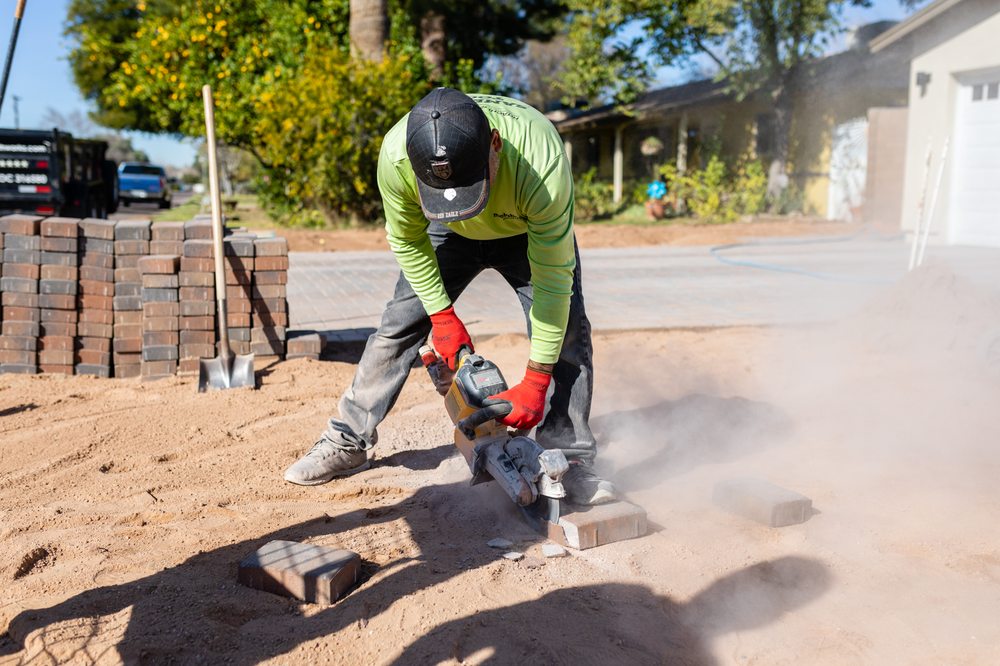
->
[2, 234, 999, 664]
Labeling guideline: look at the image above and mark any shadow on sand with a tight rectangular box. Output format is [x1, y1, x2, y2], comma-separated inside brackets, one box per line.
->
[4, 469, 829, 664]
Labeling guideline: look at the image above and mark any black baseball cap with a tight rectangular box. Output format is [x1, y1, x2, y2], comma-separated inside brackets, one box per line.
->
[406, 88, 492, 222]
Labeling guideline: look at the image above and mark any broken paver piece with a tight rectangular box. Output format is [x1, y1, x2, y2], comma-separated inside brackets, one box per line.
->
[713, 478, 813, 527]
[541, 544, 567, 558]
[502, 551, 524, 561]
[487, 538, 513, 549]
[237, 539, 361, 605]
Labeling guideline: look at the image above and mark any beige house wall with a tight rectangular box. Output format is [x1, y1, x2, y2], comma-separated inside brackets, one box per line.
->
[900, 8, 1000, 242]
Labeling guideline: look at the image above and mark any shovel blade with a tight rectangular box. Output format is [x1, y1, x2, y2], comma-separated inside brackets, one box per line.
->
[198, 353, 256, 392]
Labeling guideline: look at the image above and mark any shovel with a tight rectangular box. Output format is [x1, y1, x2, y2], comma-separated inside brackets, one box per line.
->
[198, 84, 255, 392]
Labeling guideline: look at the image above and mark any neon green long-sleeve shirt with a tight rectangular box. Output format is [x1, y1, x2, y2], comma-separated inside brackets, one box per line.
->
[377, 94, 575, 365]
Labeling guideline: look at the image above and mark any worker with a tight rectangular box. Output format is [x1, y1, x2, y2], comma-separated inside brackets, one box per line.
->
[284, 87, 617, 506]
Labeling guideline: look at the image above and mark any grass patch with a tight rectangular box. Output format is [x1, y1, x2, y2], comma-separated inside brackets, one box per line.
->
[578, 204, 701, 227]
[153, 197, 202, 222]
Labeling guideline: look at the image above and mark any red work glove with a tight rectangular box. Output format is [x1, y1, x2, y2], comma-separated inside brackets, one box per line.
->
[429, 305, 473, 371]
[485, 368, 552, 430]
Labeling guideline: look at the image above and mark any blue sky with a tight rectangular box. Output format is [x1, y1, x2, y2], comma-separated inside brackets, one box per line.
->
[0, 0, 923, 168]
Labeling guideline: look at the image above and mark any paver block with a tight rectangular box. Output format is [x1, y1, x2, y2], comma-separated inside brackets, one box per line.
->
[143, 331, 179, 346]
[115, 240, 150, 255]
[142, 274, 180, 289]
[5, 234, 40, 250]
[40, 237, 77, 253]
[3, 306, 40, 322]
[3, 291, 39, 307]
[80, 252, 114, 269]
[143, 301, 180, 318]
[79, 218, 116, 239]
[42, 265, 77, 281]
[114, 219, 152, 240]
[0, 363, 38, 374]
[141, 288, 178, 303]
[179, 272, 214, 287]
[184, 219, 213, 240]
[0, 350, 36, 365]
[254, 237, 288, 256]
[3, 263, 39, 279]
[81, 294, 114, 310]
[80, 237, 115, 255]
[255, 256, 289, 271]
[287, 331, 323, 355]
[142, 345, 179, 361]
[151, 221, 185, 241]
[138, 255, 180, 275]
[254, 271, 287, 285]
[530, 501, 647, 551]
[40, 309, 77, 323]
[180, 256, 214, 272]
[80, 266, 114, 282]
[0, 214, 42, 235]
[113, 296, 143, 311]
[150, 240, 184, 255]
[227, 313, 251, 328]
[40, 294, 77, 310]
[712, 478, 813, 527]
[40, 251, 78, 267]
[180, 301, 215, 317]
[40, 322, 76, 337]
[3, 249, 40, 265]
[183, 239, 214, 258]
[238, 540, 360, 605]
[78, 322, 114, 339]
[80, 309, 115, 325]
[80, 280, 115, 297]
[39, 350, 75, 365]
[115, 283, 142, 297]
[77, 364, 112, 378]
[40, 218, 79, 238]
[76, 349, 111, 365]
[2, 321, 39, 337]
[0, 336, 37, 351]
[40, 279, 78, 296]
[115, 255, 141, 269]
[1, 277, 38, 293]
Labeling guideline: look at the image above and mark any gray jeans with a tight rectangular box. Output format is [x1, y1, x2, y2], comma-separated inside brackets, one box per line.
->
[324, 222, 597, 462]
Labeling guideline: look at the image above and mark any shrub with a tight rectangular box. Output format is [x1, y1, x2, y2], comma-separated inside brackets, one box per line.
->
[253, 48, 429, 226]
[574, 168, 622, 221]
[659, 155, 770, 223]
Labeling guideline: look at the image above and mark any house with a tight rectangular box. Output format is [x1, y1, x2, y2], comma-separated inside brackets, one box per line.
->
[870, 0, 1000, 247]
[551, 23, 910, 221]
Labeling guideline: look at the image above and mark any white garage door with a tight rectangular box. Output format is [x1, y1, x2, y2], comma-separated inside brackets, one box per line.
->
[949, 72, 1000, 247]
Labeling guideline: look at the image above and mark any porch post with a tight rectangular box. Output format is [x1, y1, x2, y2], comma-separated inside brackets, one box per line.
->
[677, 112, 688, 173]
[613, 125, 623, 203]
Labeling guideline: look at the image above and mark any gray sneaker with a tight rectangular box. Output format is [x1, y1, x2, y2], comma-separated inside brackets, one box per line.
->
[562, 463, 618, 506]
[284, 438, 371, 486]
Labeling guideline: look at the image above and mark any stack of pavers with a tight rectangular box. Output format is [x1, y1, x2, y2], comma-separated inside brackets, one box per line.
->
[112, 220, 151, 378]
[227, 232, 256, 359]
[139, 254, 180, 380]
[78, 218, 116, 377]
[0, 215, 42, 374]
[178, 218, 216, 375]
[39, 218, 80, 375]
[252, 236, 289, 363]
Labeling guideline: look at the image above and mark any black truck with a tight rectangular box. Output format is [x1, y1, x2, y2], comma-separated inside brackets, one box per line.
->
[0, 128, 118, 218]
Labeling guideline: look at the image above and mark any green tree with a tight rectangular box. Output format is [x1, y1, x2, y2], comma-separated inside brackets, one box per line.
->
[561, 0, 874, 196]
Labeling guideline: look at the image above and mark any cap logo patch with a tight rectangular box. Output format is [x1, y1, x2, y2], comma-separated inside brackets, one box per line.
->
[434, 145, 447, 157]
[443, 188, 457, 201]
[431, 160, 452, 180]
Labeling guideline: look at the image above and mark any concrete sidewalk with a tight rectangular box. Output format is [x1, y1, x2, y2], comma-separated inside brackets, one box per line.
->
[287, 238, 1000, 342]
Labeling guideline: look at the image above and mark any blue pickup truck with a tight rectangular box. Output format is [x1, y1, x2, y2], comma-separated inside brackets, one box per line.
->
[118, 162, 172, 209]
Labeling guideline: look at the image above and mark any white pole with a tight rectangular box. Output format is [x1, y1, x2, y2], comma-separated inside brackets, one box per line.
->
[916, 137, 949, 268]
[908, 142, 932, 271]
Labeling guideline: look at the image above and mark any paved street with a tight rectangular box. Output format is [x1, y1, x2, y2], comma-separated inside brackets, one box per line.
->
[288, 237, 1000, 342]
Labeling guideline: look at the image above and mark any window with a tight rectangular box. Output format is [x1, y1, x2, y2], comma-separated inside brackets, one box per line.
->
[122, 165, 165, 176]
[988, 82, 999, 100]
[756, 114, 775, 156]
[973, 84, 984, 101]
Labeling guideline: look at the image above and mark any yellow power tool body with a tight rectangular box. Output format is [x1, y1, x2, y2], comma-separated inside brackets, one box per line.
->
[420, 346, 568, 517]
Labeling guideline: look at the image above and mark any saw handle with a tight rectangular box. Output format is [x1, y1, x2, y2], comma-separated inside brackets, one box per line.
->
[458, 402, 512, 440]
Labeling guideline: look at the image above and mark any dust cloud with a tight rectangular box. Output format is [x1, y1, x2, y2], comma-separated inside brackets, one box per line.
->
[587, 255, 1000, 659]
